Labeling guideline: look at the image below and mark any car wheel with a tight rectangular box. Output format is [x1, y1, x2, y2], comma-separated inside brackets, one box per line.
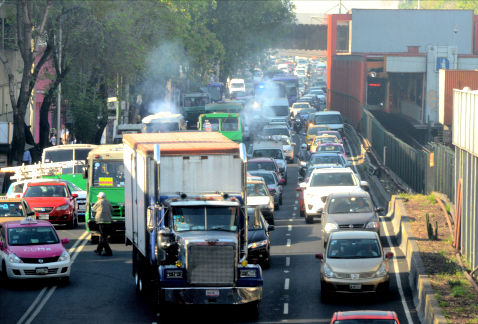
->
[305, 215, 313, 224]
[66, 216, 75, 229]
[279, 195, 283, 205]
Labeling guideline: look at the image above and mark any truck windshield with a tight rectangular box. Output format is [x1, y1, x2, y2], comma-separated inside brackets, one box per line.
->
[172, 206, 238, 232]
[92, 160, 125, 187]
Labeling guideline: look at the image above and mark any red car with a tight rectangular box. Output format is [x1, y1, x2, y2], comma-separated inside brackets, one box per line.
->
[23, 182, 78, 228]
[330, 310, 400, 324]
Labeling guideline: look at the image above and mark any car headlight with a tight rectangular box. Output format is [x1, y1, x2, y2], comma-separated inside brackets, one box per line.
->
[240, 269, 258, 278]
[366, 221, 379, 230]
[58, 250, 70, 262]
[166, 269, 184, 278]
[374, 263, 388, 277]
[324, 222, 338, 233]
[248, 240, 269, 249]
[300, 161, 307, 166]
[8, 253, 22, 263]
[323, 263, 336, 278]
[55, 204, 70, 211]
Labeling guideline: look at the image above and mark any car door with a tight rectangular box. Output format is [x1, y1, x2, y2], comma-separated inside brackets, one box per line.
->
[65, 185, 76, 214]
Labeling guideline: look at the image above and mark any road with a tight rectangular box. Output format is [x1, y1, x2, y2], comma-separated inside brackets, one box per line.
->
[0, 126, 420, 324]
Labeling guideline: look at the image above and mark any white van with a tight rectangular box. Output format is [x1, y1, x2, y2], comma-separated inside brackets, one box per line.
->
[261, 98, 290, 123]
[229, 78, 246, 95]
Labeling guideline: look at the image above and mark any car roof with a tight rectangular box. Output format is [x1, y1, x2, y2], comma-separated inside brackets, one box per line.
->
[329, 230, 379, 240]
[318, 142, 343, 147]
[315, 110, 341, 116]
[26, 181, 67, 187]
[0, 196, 24, 203]
[328, 191, 371, 199]
[310, 167, 353, 174]
[247, 176, 266, 183]
[334, 310, 398, 320]
[311, 152, 342, 157]
[3, 219, 53, 228]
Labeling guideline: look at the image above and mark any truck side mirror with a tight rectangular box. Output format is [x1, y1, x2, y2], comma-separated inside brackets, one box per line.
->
[82, 167, 88, 179]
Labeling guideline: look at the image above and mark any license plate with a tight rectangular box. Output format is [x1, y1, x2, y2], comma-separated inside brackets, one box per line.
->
[349, 284, 362, 290]
[38, 213, 49, 220]
[78, 206, 85, 211]
[35, 267, 48, 275]
[205, 289, 219, 297]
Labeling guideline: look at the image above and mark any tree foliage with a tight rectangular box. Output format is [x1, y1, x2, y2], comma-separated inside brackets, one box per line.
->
[399, 0, 478, 12]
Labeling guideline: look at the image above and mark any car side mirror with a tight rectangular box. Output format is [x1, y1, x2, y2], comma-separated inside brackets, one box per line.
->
[72, 193, 78, 199]
[299, 182, 306, 189]
[315, 253, 324, 260]
[27, 211, 35, 217]
[385, 252, 394, 259]
[360, 181, 369, 191]
[268, 225, 275, 231]
[375, 207, 385, 214]
[61, 238, 70, 245]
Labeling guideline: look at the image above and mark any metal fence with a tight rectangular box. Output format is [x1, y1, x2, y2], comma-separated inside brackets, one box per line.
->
[360, 108, 455, 201]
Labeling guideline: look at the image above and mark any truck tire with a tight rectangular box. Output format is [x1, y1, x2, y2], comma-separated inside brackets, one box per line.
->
[245, 301, 259, 319]
[135, 269, 144, 295]
[305, 215, 313, 224]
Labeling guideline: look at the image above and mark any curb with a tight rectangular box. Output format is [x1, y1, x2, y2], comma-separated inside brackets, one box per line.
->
[388, 196, 448, 324]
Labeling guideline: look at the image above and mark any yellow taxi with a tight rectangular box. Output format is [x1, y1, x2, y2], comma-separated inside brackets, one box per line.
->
[310, 135, 340, 153]
[306, 125, 330, 148]
[0, 197, 34, 223]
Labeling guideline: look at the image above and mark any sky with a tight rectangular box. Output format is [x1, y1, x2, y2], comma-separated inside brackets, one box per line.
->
[293, 0, 400, 23]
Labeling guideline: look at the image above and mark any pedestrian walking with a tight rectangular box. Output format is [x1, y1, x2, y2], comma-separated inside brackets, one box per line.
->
[60, 124, 69, 145]
[92, 192, 113, 256]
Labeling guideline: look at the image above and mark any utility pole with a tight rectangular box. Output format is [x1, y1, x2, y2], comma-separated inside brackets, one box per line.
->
[56, 19, 62, 139]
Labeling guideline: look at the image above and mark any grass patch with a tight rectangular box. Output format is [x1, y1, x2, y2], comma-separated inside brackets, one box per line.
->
[427, 194, 436, 204]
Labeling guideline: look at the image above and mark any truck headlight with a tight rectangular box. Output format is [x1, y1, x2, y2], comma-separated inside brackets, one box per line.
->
[240, 269, 257, 278]
[248, 240, 268, 249]
[324, 222, 338, 233]
[166, 269, 184, 278]
[8, 253, 22, 264]
[58, 250, 70, 262]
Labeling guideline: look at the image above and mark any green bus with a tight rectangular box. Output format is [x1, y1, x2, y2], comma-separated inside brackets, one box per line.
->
[198, 112, 243, 142]
[84, 144, 125, 242]
[204, 101, 243, 114]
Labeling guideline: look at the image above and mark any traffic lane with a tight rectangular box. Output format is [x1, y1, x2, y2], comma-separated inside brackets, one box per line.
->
[0, 223, 87, 324]
[26, 240, 156, 324]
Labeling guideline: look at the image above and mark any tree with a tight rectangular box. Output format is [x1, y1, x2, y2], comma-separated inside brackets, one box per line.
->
[0, 0, 52, 163]
[399, 0, 478, 12]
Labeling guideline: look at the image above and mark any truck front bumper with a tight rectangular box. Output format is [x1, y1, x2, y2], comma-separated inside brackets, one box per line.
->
[161, 286, 262, 305]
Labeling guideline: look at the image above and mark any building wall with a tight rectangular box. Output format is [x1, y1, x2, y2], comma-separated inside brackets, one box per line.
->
[351, 9, 473, 55]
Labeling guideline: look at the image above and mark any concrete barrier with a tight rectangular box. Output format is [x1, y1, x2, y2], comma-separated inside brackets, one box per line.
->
[387, 196, 447, 324]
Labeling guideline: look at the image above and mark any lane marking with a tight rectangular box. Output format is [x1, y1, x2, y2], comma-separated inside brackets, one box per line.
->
[293, 206, 297, 211]
[292, 212, 296, 217]
[286, 239, 291, 247]
[289, 218, 293, 222]
[288, 225, 292, 231]
[283, 303, 289, 314]
[286, 256, 290, 267]
[284, 278, 290, 290]
[345, 127, 413, 324]
[18, 232, 90, 324]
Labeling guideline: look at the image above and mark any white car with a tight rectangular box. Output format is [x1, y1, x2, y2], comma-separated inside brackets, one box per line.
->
[300, 168, 369, 224]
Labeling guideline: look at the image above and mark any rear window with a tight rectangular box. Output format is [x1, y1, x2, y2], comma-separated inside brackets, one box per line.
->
[317, 145, 344, 154]
[310, 172, 356, 187]
[247, 162, 276, 172]
[24, 185, 67, 198]
[314, 114, 343, 125]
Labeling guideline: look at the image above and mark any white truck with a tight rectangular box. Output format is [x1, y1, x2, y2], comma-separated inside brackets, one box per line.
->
[123, 132, 262, 313]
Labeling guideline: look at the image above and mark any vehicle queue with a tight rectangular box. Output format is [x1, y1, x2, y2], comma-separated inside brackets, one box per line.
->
[0, 55, 401, 323]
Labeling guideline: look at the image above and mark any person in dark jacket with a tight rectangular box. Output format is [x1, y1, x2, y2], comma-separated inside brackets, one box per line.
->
[92, 192, 113, 256]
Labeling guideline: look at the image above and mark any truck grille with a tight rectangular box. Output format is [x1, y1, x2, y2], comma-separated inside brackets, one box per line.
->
[112, 205, 124, 217]
[187, 245, 235, 286]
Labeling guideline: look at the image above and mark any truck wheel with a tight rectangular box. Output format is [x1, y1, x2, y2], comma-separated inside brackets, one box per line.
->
[305, 215, 313, 224]
[245, 301, 259, 319]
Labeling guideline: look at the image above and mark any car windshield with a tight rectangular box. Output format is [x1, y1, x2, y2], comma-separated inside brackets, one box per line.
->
[247, 210, 264, 231]
[262, 128, 289, 136]
[0, 202, 24, 217]
[310, 155, 343, 165]
[292, 103, 309, 109]
[8, 226, 59, 245]
[24, 185, 67, 198]
[250, 172, 275, 185]
[317, 145, 344, 154]
[314, 136, 338, 145]
[252, 149, 284, 159]
[328, 197, 372, 214]
[247, 183, 268, 196]
[333, 320, 397, 324]
[92, 160, 125, 187]
[314, 114, 343, 124]
[310, 172, 356, 187]
[248, 162, 276, 172]
[327, 238, 381, 259]
[171, 206, 238, 232]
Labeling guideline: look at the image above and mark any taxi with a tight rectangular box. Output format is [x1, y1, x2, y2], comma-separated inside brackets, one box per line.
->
[310, 135, 340, 153]
[0, 197, 33, 223]
[0, 217, 71, 281]
[306, 125, 329, 148]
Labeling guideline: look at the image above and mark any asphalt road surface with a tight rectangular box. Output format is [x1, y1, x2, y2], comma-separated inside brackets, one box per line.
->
[0, 126, 420, 324]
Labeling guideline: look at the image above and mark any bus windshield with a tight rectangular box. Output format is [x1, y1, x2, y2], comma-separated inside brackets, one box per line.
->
[92, 160, 125, 187]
